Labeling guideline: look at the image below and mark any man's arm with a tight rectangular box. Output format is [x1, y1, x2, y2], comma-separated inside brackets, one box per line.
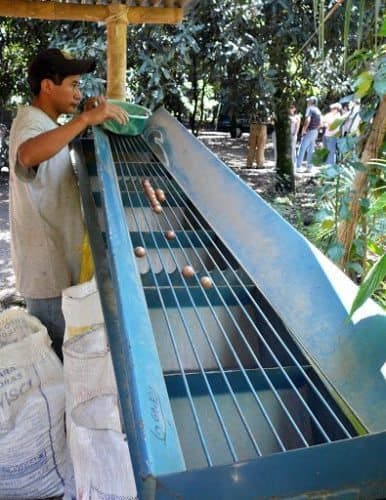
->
[302, 116, 311, 135]
[18, 100, 127, 169]
[294, 115, 301, 136]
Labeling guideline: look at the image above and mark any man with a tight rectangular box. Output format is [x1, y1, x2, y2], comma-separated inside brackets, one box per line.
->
[341, 99, 361, 136]
[289, 104, 301, 168]
[296, 96, 321, 173]
[322, 102, 342, 165]
[9, 48, 128, 359]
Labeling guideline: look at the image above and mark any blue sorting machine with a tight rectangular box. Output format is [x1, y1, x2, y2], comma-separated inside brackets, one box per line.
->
[73, 108, 386, 500]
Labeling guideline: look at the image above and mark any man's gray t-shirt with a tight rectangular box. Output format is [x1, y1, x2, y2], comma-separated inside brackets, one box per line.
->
[305, 105, 321, 130]
[9, 106, 84, 299]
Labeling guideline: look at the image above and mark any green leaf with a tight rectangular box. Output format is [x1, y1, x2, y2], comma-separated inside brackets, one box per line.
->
[354, 71, 373, 97]
[338, 136, 358, 155]
[321, 219, 335, 230]
[347, 262, 364, 275]
[339, 202, 352, 219]
[359, 197, 370, 213]
[161, 67, 171, 79]
[327, 243, 345, 262]
[367, 240, 384, 256]
[328, 118, 344, 131]
[315, 208, 333, 222]
[353, 238, 366, 258]
[366, 192, 386, 216]
[324, 165, 341, 178]
[379, 16, 386, 36]
[374, 77, 386, 97]
[312, 147, 329, 166]
[349, 254, 386, 317]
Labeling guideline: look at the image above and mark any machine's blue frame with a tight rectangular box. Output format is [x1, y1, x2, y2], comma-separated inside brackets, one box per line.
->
[144, 109, 386, 435]
[156, 431, 386, 499]
[74, 109, 386, 498]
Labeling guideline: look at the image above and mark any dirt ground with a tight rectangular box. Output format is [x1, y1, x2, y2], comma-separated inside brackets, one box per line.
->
[0, 131, 319, 311]
[0, 172, 20, 311]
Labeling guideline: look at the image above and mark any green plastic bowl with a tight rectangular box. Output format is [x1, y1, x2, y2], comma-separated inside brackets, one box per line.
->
[102, 100, 151, 136]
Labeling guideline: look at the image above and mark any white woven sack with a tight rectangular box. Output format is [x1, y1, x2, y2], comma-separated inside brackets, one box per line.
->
[0, 308, 66, 499]
[70, 394, 138, 500]
[63, 326, 120, 500]
[63, 325, 118, 411]
[62, 277, 104, 341]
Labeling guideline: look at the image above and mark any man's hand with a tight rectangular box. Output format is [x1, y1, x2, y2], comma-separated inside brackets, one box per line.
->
[82, 96, 129, 126]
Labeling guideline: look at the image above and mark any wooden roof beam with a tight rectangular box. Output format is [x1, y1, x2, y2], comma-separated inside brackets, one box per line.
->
[0, 0, 183, 25]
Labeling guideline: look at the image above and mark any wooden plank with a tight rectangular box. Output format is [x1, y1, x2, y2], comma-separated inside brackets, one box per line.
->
[0, 0, 108, 21]
[0, 0, 183, 24]
[127, 6, 183, 24]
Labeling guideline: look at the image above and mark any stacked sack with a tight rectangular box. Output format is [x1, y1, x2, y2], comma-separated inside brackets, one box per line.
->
[0, 308, 66, 499]
[62, 278, 137, 500]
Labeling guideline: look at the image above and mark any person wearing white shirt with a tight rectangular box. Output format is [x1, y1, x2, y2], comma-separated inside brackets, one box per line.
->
[322, 102, 342, 165]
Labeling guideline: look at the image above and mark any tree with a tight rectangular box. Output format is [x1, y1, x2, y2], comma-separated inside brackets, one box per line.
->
[335, 10, 386, 276]
[0, 18, 51, 109]
[262, 0, 314, 190]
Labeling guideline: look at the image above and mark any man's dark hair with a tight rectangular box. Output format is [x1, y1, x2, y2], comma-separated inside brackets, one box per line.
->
[29, 73, 66, 96]
[307, 96, 318, 106]
[28, 48, 96, 96]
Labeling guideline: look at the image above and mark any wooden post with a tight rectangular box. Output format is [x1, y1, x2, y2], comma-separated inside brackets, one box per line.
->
[255, 123, 267, 167]
[246, 123, 267, 168]
[106, 6, 128, 101]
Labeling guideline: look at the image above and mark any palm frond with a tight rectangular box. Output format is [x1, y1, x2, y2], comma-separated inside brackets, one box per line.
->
[349, 254, 386, 316]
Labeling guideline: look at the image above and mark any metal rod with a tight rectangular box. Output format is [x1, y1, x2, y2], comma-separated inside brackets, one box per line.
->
[135, 134, 354, 441]
[114, 135, 306, 450]
[106, 132, 354, 462]
[124, 135, 313, 447]
[112, 135, 244, 462]
[122, 135, 309, 449]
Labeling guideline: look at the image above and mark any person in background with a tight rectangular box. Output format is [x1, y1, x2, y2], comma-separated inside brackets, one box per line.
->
[289, 104, 301, 169]
[322, 102, 342, 165]
[296, 96, 322, 173]
[8, 48, 128, 359]
[342, 99, 361, 136]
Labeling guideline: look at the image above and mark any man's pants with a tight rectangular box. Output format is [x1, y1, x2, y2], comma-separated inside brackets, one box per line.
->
[25, 296, 65, 361]
[324, 136, 338, 165]
[296, 129, 318, 170]
[291, 134, 297, 168]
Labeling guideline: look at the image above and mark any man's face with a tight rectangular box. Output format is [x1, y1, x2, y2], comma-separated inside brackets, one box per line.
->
[50, 74, 82, 114]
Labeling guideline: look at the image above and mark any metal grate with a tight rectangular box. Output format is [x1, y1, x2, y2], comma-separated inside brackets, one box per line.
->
[101, 133, 357, 469]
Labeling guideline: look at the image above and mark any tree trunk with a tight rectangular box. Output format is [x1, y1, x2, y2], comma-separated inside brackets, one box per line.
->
[199, 79, 206, 130]
[275, 109, 295, 191]
[190, 54, 199, 135]
[337, 95, 386, 270]
[263, 1, 294, 192]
